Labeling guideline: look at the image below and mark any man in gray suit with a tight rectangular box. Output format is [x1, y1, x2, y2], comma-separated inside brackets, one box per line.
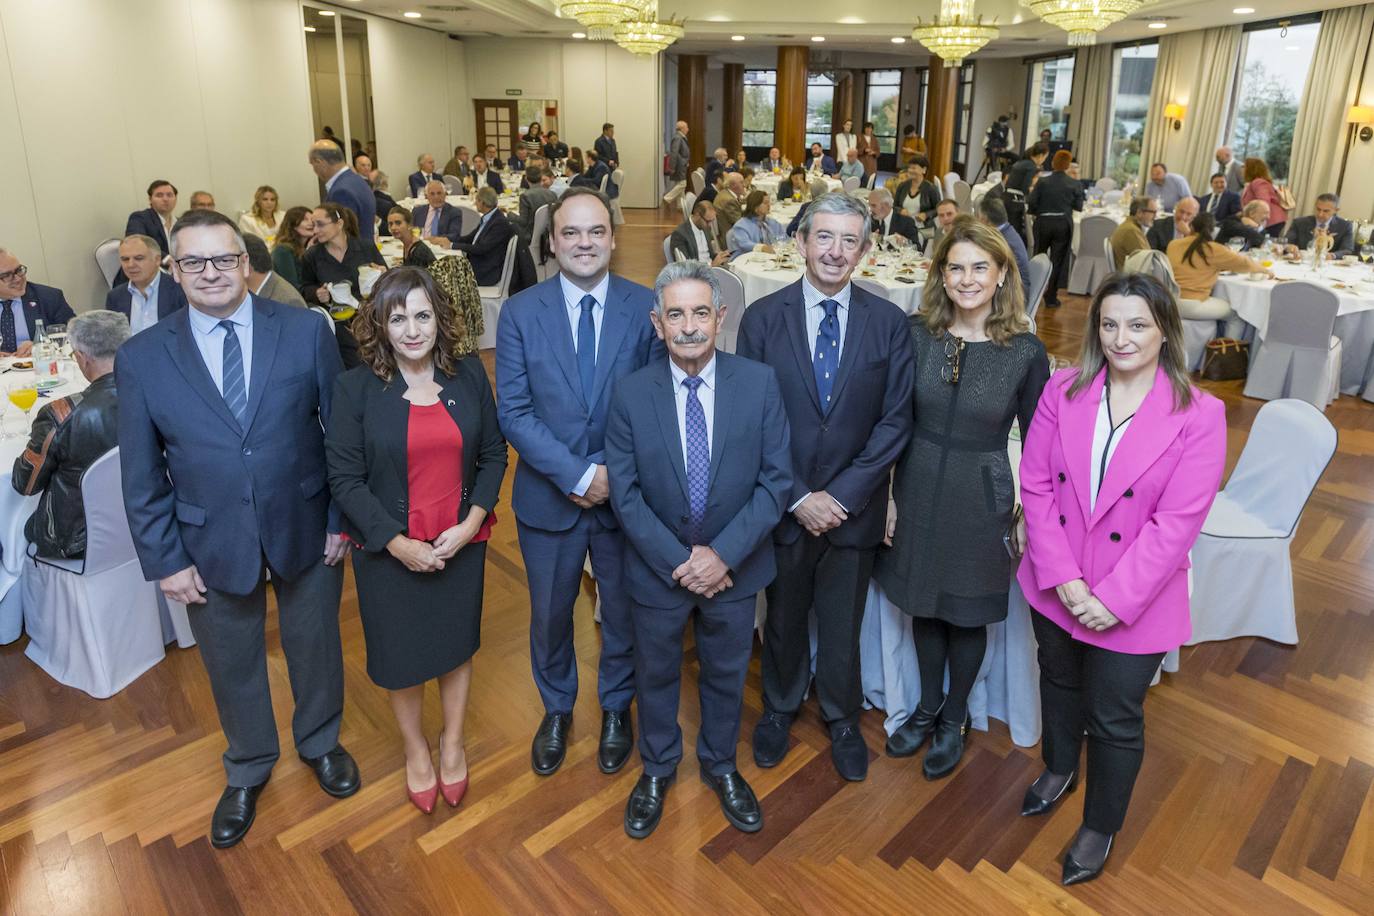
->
[515, 165, 559, 246]
[243, 235, 306, 309]
[663, 120, 691, 205]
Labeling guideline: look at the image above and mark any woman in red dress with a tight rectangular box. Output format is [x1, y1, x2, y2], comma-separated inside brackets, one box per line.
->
[326, 266, 507, 814]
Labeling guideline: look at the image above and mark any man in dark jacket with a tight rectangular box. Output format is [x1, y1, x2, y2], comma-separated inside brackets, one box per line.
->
[13, 310, 127, 559]
[454, 186, 516, 286]
[0, 249, 76, 355]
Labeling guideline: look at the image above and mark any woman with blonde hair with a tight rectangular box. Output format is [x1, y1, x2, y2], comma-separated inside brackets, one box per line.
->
[238, 185, 284, 242]
[876, 216, 1050, 780]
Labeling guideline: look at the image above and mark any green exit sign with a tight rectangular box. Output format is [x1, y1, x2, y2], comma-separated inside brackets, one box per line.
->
[505, 89, 522, 96]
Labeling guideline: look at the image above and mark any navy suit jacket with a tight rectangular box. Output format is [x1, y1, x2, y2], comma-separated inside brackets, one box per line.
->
[125, 208, 171, 254]
[807, 155, 838, 176]
[473, 170, 505, 193]
[410, 202, 465, 246]
[1286, 215, 1356, 256]
[326, 169, 377, 242]
[606, 353, 792, 608]
[116, 297, 343, 595]
[408, 170, 443, 198]
[595, 135, 618, 167]
[10, 282, 75, 339]
[455, 210, 516, 286]
[102, 271, 186, 323]
[588, 160, 619, 199]
[737, 280, 915, 548]
[495, 274, 663, 532]
[1196, 189, 1241, 222]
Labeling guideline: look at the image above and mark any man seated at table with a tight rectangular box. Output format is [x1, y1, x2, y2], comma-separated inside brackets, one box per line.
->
[670, 199, 731, 267]
[1108, 196, 1157, 269]
[0, 249, 75, 357]
[12, 310, 126, 561]
[867, 189, 919, 246]
[1217, 200, 1271, 252]
[704, 148, 731, 190]
[442, 145, 472, 180]
[244, 235, 306, 309]
[411, 180, 463, 249]
[189, 191, 216, 211]
[567, 158, 598, 190]
[470, 154, 505, 193]
[805, 142, 837, 176]
[454, 186, 515, 286]
[714, 172, 747, 239]
[542, 131, 569, 161]
[699, 170, 726, 206]
[1284, 193, 1355, 257]
[838, 148, 864, 183]
[929, 199, 960, 247]
[586, 149, 619, 199]
[515, 166, 559, 246]
[739, 166, 756, 191]
[371, 171, 398, 236]
[978, 196, 1031, 304]
[507, 146, 531, 175]
[1144, 161, 1192, 211]
[1196, 172, 1241, 222]
[104, 234, 188, 333]
[761, 148, 784, 172]
[408, 153, 442, 198]
[1148, 195, 1197, 252]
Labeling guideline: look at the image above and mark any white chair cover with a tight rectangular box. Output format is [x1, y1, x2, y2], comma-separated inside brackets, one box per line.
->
[21, 449, 167, 698]
[94, 239, 121, 289]
[851, 278, 888, 301]
[1243, 281, 1343, 409]
[1095, 177, 1118, 191]
[952, 180, 972, 213]
[689, 168, 705, 195]
[1103, 235, 1117, 272]
[679, 191, 697, 223]
[1025, 253, 1052, 321]
[310, 306, 336, 336]
[529, 203, 553, 281]
[456, 206, 480, 237]
[1103, 189, 1125, 206]
[841, 176, 860, 193]
[476, 237, 519, 349]
[711, 266, 746, 353]
[1121, 248, 1211, 370]
[442, 175, 465, 195]
[942, 171, 960, 199]
[1068, 215, 1117, 295]
[662, 236, 674, 265]
[865, 172, 878, 190]
[157, 592, 196, 648]
[609, 169, 625, 226]
[1188, 399, 1336, 646]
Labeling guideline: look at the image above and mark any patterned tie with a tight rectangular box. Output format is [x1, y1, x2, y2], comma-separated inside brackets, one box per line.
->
[682, 376, 710, 544]
[813, 299, 840, 412]
[219, 319, 248, 427]
[1, 303, 15, 354]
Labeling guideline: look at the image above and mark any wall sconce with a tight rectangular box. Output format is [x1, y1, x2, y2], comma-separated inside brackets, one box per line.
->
[1350, 105, 1374, 142]
[1163, 103, 1186, 132]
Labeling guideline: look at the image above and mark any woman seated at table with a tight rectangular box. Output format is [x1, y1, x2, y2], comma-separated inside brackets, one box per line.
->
[1240, 157, 1288, 238]
[1017, 272, 1225, 885]
[776, 167, 812, 203]
[1165, 211, 1270, 338]
[326, 266, 508, 815]
[727, 190, 785, 260]
[385, 207, 437, 269]
[1216, 200, 1271, 251]
[238, 185, 283, 242]
[893, 157, 941, 225]
[271, 206, 314, 289]
[300, 202, 387, 368]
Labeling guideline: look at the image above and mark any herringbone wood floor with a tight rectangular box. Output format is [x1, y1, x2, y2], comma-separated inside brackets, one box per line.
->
[3, 209, 1373, 914]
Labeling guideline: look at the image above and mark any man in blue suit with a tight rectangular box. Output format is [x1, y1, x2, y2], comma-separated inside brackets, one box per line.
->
[410, 180, 465, 248]
[124, 179, 178, 257]
[1195, 173, 1241, 223]
[309, 140, 376, 243]
[806, 142, 839, 176]
[606, 261, 792, 840]
[407, 153, 443, 198]
[0, 249, 76, 356]
[117, 209, 358, 850]
[103, 235, 187, 333]
[737, 192, 915, 782]
[496, 188, 663, 778]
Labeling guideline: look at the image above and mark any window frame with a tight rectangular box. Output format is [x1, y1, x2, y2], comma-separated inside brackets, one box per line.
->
[1221, 14, 1322, 182]
[742, 68, 778, 149]
[861, 67, 904, 160]
[1103, 39, 1159, 186]
[805, 69, 837, 153]
[1021, 52, 1076, 151]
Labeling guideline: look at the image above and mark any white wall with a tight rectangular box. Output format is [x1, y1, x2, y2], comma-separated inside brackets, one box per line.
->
[559, 41, 662, 209]
[369, 17, 452, 179]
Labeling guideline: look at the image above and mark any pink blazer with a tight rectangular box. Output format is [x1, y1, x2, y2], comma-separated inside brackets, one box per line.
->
[1017, 367, 1226, 654]
[1241, 178, 1287, 229]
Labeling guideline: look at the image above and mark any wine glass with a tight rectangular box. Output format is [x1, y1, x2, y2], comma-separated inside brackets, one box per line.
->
[6, 379, 38, 439]
[1360, 243, 1373, 264]
[1226, 239, 1244, 255]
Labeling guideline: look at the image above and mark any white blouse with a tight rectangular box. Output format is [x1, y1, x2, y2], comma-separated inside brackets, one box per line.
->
[834, 132, 857, 161]
[238, 210, 284, 244]
[1089, 385, 1134, 511]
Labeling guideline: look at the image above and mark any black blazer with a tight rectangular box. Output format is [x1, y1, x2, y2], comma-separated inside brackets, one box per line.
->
[668, 219, 724, 263]
[1147, 219, 1179, 252]
[125, 208, 172, 255]
[737, 280, 915, 548]
[325, 358, 508, 553]
[871, 212, 920, 245]
[10, 282, 75, 340]
[1216, 216, 1267, 251]
[1196, 190, 1241, 222]
[103, 271, 186, 323]
[456, 210, 515, 286]
[1285, 215, 1355, 256]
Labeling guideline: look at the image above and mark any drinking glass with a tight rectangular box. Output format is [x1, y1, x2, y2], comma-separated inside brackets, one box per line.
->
[6, 379, 38, 439]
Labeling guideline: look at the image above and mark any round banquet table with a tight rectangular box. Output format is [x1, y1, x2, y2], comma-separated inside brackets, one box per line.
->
[396, 188, 521, 219]
[729, 244, 929, 315]
[751, 173, 843, 198]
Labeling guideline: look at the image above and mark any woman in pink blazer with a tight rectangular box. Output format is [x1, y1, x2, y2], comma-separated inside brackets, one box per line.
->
[1239, 157, 1287, 237]
[1016, 272, 1226, 885]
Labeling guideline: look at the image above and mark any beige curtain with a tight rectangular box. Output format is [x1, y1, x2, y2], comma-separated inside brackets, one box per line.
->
[1288, 4, 1374, 209]
[1068, 44, 1113, 179]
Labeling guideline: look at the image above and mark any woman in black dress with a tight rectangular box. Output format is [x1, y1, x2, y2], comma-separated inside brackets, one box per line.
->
[300, 202, 386, 368]
[875, 217, 1049, 780]
[384, 206, 437, 268]
[326, 266, 507, 815]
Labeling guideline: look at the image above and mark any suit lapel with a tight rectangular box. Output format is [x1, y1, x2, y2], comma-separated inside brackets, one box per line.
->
[652, 367, 690, 501]
[1089, 368, 1187, 529]
[21, 298, 41, 339]
[782, 281, 822, 412]
[534, 280, 585, 408]
[166, 309, 243, 435]
[589, 279, 634, 408]
[240, 297, 280, 437]
[1058, 367, 1103, 524]
[826, 288, 869, 410]
[706, 354, 735, 491]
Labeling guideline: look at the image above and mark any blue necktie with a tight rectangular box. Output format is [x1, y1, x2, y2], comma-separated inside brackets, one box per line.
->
[577, 294, 597, 401]
[682, 376, 709, 544]
[813, 299, 840, 412]
[219, 319, 247, 427]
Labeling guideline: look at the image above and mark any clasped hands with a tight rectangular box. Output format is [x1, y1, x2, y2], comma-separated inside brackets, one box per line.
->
[160, 533, 352, 605]
[795, 490, 847, 537]
[673, 545, 732, 598]
[386, 515, 483, 573]
[1055, 578, 1120, 632]
[569, 465, 609, 509]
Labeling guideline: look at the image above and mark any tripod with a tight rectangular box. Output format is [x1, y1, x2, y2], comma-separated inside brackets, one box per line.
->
[973, 148, 1012, 183]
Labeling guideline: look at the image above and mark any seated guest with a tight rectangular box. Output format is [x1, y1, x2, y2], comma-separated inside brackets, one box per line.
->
[522, 121, 543, 154]
[978, 195, 1032, 303]
[726, 190, 784, 260]
[515, 166, 558, 246]
[739, 166, 756, 191]
[244, 234, 307, 308]
[545, 167, 569, 197]
[188, 191, 216, 211]
[12, 309, 126, 560]
[777, 167, 812, 203]
[408, 154, 442, 198]
[670, 198, 730, 266]
[1144, 162, 1191, 211]
[325, 266, 507, 816]
[470, 154, 504, 193]
[699, 170, 725, 206]
[271, 206, 315, 289]
[542, 131, 569, 161]
[586, 149, 619, 199]
[1217, 200, 1271, 251]
[714, 172, 747, 238]
[1109, 197, 1158, 269]
[838, 148, 864, 182]
[1067, 162, 1082, 182]
[1196, 173, 1240, 222]
[1147, 196, 1197, 252]
[371, 171, 398, 237]
[507, 146, 531, 174]
[805, 142, 837, 176]
[1285, 193, 1355, 257]
[443, 145, 472, 179]
[352, 153, 375, 183]
[761, 147, 784, 172]
[385, 207, 436, 269]
[733, 149, 748, 170]
[1166, 212, 1270, 338]
[893, 157, 941, 225]
[567, 158, 599, 190]
[126, 179, 178, 257]
[931, 199, 961, 246]
[867, 188, 920, 246]
[454, 187, 515, 287]
[483, 144, 499, 167]
[0, 249, 75, 356]
[238, 186, 283, 242]
[300, 202, 387, 367]
[310, 140, 376, 243]
[704, 148, 731, 190]
[411, 180, 463, 249]
[104, 234, 187, 332]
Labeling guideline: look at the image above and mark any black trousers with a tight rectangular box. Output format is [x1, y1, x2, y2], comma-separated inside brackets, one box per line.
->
[1032, 613, 1165, 834]
[1033, 215, 1073, 303]
[762, 536, 874, 726]
[1005, 197, 1028, 247]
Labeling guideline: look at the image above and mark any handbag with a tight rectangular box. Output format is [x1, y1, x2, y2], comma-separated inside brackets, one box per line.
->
[1274, 183, 1296, 212]
[1200, 337, 1250, 381]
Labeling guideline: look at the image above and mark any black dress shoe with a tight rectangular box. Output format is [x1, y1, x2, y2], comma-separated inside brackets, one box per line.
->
[1044, 299, 1061, 309]
[1021, 770, 1078, 817]
[210, 782, 267, 849]
[752, 711, 793, 768]
[532, 713, 571, 776]
[701, 770, 762, 833]
[1062, 830, 1114, 885]
[624, 772, 674, 839]
[885, 702, 942, 758]
[829, 723, 869, 782]
[299, 745, 361, 798]
[922, 711, 970, 781]
[598, 709, 633, 774]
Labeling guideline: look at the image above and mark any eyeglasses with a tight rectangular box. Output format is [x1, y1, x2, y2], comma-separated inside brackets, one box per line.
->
[174, 254, 244, 273]
[0, 265, 27, 284]
[941, 333, 965, 385]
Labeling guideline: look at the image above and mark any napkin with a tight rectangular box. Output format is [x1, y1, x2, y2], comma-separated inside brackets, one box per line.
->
[328, 282, 359, 307]
[358, 266, 382, 297]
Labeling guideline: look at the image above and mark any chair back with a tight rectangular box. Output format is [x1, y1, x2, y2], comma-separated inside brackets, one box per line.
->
[612, 168, 624, 190]
[662, 236, 674, 265]
[680, 191, 697, 223]
[94, 239, 122, 289]
[942, 171, 960, 199]
[1121, 248, 1181, 300]
[1265, 281, 1340, 350]
[690, 168, 705, 195]
[529, 203, 552, 280]
[443, 175, 465, 195]
[865, 172, 877, 190]
[457, 206, 480, 237]
[809, 178, 828, 199]
[1103, 189, 1125, 206]
[1095, 177, 1118, 191]
[1024, 253, 1052, 320]
[710, 266, 746, 353]
[598, 173, 609, 194]
[1103, 236, 1116, 271]
[1220, 399, 1336, 537]
[79, 449, 137, 576]
[494, 236, 519, 298]
[851, 277, 888, 300]
[953, 180, 972, 213]
[1078, 215, 1117, 254]
[987, 171, 1001, 184]
[842, 175, 860, 193]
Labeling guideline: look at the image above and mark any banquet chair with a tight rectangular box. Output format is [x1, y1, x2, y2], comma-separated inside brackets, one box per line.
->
[809, 178, 828, 199]
[679, 190, 697, 223]
[457, 205, 480, 237]
[1069, 215, 1117, 295]
[710, 266, 746, 353]
[689, 168, 705, 195]
[942, 171, 960, 199]
[477, 236, 519, 349]
[157, 592, 195, 648]
[952, 180, 972, 213]
[1243, 281, 1342, 409]
[851, 278, 888, 301]
[842, 175, 861, 193]
[865, 172, 878, 190]
[94, 239, 121, 289]
[598, 173, 609, 195]
[1188, 399, 1336, 646]
[528, 203, 553, 282]
[1103, 236, 1117, 272]
[662, 236, 674, 265]
[1024, 253, 1052, 321]
[21, 449, 167, 699]
[609, 169, 625, 225]
[443, 175, 465, 195]
[1103, 189, 1125, 207]
[1095, 177, 1117, 192]
[987, 171, 1001, 184]
[310, 306, 336, 335]
[1121, 248, 1212, 370]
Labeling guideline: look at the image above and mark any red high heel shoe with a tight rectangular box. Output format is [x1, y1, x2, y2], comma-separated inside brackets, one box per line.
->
[438, 735, 469, 807]
[408, 778, 439, 815]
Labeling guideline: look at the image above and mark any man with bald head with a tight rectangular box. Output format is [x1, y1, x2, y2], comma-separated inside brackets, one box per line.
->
[664, 120, 691, 205]
[189, 191, 216, 211]
[1148, 195, 1198, 252]
[704, 147, 731, 191]
[714, 172, 747, 238]
[308, 139, 375, 242]
[104, 234, 188, 333]
[1215, 146, 1243, 195]
[410, 180, 462, 248]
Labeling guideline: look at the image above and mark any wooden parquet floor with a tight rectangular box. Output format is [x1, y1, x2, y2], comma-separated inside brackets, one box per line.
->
[3, 209, 1374, 914]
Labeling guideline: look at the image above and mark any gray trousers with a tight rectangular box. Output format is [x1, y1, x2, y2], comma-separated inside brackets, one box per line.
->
[188, 557, 345, 786]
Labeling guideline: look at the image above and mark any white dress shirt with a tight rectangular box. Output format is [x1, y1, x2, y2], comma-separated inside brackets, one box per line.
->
[791, 275, 853, 513]
[692, 223, 712, 261]
[324, 166, 350, 195]
[1089, 386, 1133, 511]
[188, 293, 254, 398]
[560, 272, 610, 496]
[668, 355, 716, 470]
[127, 274, 163, 335]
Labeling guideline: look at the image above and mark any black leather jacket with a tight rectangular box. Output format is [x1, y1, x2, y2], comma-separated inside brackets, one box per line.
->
[12, 373, 119, 559]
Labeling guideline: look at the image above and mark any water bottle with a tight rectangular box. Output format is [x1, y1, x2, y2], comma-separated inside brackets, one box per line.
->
[31, 319, 44, 345]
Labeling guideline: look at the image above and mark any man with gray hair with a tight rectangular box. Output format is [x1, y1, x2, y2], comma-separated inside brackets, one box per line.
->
[868, 188, 920, 245]
[1285, 192, 1355, 257]
[408, 152, 441, 198]
[308, 139, 376, 243]
[606, 260, 792, 839]
[454, 185, 515, 286]
[104, 234, 187, 333]
[663, 120, 691, 205]
[13, 310, 126, 560]
[737, 191, 915, 783]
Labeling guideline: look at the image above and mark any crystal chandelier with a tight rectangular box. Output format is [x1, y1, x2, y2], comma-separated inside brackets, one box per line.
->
[558, 0, 646, 41]
[912, 0, 999, 67]
[614, 3, 685, 55]
[1025, 0, 1146, 46]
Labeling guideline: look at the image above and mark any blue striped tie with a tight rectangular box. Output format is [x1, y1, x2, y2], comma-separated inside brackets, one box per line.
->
[219, 319, 247, 427]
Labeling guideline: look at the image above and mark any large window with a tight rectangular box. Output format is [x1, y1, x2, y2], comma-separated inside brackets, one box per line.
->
[1226, 19, 1320, 182]
[864, 69, 903, 154]
[953, 63, 975, 173]
[1105, 43, 1158, 185]
[1024, 55, 1075, 149]
[915, 68, 929, 137]
[806, 71, 835, 151]
[743, 70, 777, 148]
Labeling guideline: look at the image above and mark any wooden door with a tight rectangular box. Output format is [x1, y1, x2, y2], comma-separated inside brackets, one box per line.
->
[475, 100, 519, 164]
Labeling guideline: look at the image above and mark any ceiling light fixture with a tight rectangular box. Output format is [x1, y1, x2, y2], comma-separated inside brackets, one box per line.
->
[572, 31, 587, 38]
[318, 9, 335, 15]
[731, 34, 745, 41]
[1232, 7, 1255, 13]
[1025, 0, 1144, 46]
[913, 0, 999, 66]
[614, 1, 685, 55]
[304, 25, 317, 31]
[403, 10, 423, 17]
[891, 36, 907, 43]
[811, 35, 825, 42]
[1148, 21, 1167, 29]
[558, 0, 647, 41]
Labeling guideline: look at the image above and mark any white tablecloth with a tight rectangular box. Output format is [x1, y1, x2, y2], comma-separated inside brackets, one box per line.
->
[751, 174, 843, 198]
[397, 190, 521, 218]
[730, 247, 928, 315]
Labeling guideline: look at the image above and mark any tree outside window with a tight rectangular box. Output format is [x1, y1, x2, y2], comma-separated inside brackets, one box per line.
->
[806, 71, 835, 151]
[743, 70, 777, 147]
[1106, 44, 1157, 186]
[865, 70, 902, 155]
[1227, 22, 1319, 183]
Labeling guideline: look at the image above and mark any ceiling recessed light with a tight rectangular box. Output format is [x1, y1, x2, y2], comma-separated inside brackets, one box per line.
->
[1148, 21, 1167, 29]
[403, 10, 423, 17]
[811, 36, 825, 42]
[304, 25, 317, 31]
[318, 9, 335, 15]
[1284, 45, 1300, 51]
[572, 31, 586, 38]
[731, 34, 746, 41]
[891, 36, 906, 43]
[1233, 6, 1254, 13]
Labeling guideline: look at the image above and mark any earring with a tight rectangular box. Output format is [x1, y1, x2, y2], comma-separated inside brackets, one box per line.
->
[997, 280, 1004, 288]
